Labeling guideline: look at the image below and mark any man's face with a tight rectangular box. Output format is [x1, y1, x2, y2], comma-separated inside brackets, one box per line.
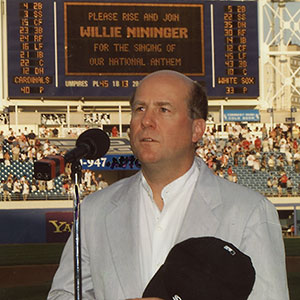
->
[130, 72, 204, 169]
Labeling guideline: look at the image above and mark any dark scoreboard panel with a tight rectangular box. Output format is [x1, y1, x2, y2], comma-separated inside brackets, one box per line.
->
[6, 0, 259, 99]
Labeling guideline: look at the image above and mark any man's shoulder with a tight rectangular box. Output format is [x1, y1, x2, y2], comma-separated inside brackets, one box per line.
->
[82, 171, 140, 209]
[196, 157, 266, 207]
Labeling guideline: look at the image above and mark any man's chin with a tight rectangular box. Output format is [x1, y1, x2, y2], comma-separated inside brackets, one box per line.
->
[137, 154, 161, 166]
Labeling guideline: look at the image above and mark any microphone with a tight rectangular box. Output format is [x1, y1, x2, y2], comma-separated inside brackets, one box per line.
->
[34, 128, 110, 180]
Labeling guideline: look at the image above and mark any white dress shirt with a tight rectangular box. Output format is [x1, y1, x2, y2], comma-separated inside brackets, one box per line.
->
[138, 160, 199, 288]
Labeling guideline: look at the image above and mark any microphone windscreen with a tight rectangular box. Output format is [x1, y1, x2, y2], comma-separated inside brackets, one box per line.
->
[76, 128, 110, 159]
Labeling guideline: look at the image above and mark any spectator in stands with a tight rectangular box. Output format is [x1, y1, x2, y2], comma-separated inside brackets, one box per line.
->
[220, 150, 229, 168]
[294, 150, 300, 173]
[0, 130, 5, 144]
[261, 123, 268, 140]
[254, 136, 261, 152]
[272, 176, 278, 193]
[36, 149, 44, 160]
[0, 144, 4, 163]
[232, 172, 238, 183]
[0, 180, 3, 200]
[279, 173, 288, 189]
[6, 130, 16, 146]
[227, 165, 233, 177]
[276, 155, 285, 172]
[261, 153, 268, 172]
[233, 151, 239, 166]
[38, 180, 46, 192]
[12, 178, 22, 200]
[67, 129, 77, 138]
[279, 136, 288, 153]
[277, 182, 282, 197]
[31, 179, 38, 193]
[90, 172, 98, 192]
[39, 125, 47, 137]
[22, 180, 30, 201]
[101, 113, 111, 125]
[98, 177, 108, 190]
[293, 125, 299, 139]
[206, 155, 214, 170]
[262, 137, 269, 152]
[27, 130, 36, 146]
[3, 178, 12, 201]
[83, 169, 92, 192]
[273, 138, 280, 152]
[267, 177, 272, 189]
[19, 150, 26, 162]
[27, 146, 35, 162]
[253, 157, 261, 173]
[285, 150, 293, 166]
[23, 127, 29, 137]
[35, 138, 42, 149]
[241, 137, 250, 151]
[19, 133, 29, 152]
[95, 173, 103, 189]
[20, 175, 27, 185]
[268, 135, 274, 151]
[47, 179, 55, 192]
[292, 138, 298, 153]
[268, 155, 275, 172]
[4, 151, 10, 166]
[287, 177, 293, 196]
[62, 180, 70, 195]
[111, 126, 119, 137]
[217, 137, 226, 151]
[240, 151, 246, 167]
[246, 151, 255, 169]
[52, 127, 59, 137]
[12, 144, 20, 161]
[281, 123, 289, 138]
[43, 139, 50, 151]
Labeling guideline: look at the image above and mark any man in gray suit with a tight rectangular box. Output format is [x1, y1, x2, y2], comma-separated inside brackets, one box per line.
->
[48, 70, 289, 300]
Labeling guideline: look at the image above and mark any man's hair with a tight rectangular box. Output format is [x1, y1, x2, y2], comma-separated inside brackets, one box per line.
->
[188, 81, 208, 121]
[130, 79, 208, 121]
[129, 90, 136, 109]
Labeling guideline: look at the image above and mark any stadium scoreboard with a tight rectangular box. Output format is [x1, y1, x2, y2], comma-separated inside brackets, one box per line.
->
[6, 0, 259, 99]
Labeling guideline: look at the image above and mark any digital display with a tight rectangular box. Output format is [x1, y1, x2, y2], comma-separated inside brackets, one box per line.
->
[6, 1, 259, 99]
[65, 3, 204, 76]
[217, 4, 256, 96]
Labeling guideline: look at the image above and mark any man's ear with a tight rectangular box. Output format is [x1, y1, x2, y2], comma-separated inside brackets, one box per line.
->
[192, 119, 206, 143]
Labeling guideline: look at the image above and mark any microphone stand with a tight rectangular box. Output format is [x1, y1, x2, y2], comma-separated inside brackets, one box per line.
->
[71, 161, 82, 300]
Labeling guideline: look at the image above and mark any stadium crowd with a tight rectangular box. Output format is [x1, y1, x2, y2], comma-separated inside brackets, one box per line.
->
[0, 122, 300, 201]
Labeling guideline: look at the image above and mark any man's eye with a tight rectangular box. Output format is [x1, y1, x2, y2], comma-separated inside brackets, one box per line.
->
[160, 107, 169, 113]
[135, 106, 145, 112]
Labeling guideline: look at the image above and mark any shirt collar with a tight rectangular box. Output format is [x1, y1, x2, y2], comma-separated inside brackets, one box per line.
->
[140, 159, 199, 204]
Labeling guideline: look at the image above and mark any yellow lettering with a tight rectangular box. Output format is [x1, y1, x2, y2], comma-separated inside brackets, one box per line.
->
[49, 220, 66, 233]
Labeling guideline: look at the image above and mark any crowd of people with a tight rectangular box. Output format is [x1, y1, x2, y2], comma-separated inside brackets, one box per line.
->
[196, 122, 300, 196]
[0, 128, 109, 200]
[0, 122, 300, 201]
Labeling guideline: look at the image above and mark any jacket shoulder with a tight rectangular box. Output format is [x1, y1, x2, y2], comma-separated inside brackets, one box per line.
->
[81, 171, 140, 211]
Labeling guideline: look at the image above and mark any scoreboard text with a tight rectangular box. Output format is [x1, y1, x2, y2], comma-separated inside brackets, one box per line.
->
[6, 0, 259, 99]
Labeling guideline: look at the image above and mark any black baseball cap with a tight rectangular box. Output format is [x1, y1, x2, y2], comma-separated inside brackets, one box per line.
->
[143, 237, 255, 300]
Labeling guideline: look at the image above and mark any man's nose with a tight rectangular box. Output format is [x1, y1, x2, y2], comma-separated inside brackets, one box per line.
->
[141, 109, 156, 128]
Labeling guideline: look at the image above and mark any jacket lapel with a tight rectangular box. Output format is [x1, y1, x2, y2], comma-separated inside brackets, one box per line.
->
[177, 158, 223, 243]
[106, 174, 144, 297]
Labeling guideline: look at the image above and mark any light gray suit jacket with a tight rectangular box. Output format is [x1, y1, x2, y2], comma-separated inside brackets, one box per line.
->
[48, 158, 289, 300]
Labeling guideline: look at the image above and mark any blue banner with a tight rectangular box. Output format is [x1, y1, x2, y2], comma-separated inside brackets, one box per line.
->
[0, 209, 72, 244]
[81, 154, 141, 171]
[224, 109, 260, 122]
